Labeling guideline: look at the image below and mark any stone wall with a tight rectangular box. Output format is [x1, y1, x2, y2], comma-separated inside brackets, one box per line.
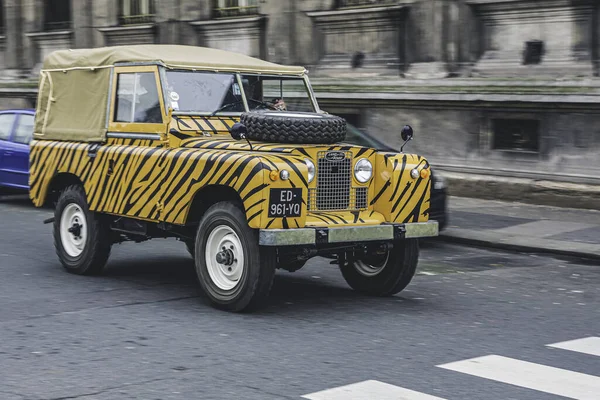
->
[1, 0, 599, 185]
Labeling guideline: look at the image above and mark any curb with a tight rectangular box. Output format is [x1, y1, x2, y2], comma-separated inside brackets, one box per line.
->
[435, 228, 600, 263]
[439, 172, 600, 211]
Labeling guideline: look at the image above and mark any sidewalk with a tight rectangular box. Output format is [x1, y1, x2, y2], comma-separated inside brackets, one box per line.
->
[437, 197, 600, 262]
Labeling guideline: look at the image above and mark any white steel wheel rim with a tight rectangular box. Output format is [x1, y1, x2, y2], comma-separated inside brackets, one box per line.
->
[60, 203, 87, 257]
[353, 252, 390, 277]
[205, 225, 245, 291]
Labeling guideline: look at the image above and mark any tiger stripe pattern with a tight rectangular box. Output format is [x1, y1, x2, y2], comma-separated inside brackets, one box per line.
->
[30, 135, 431, 230]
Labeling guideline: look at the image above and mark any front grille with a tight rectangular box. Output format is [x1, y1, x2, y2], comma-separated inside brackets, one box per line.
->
[307, 151, 368, 212]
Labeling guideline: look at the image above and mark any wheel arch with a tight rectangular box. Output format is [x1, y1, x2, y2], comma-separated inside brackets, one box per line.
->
[44, 173, 84, 207]
[185, 185, 246, 227]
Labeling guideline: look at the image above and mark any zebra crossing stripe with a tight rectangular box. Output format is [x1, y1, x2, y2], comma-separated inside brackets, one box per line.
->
[547, 337, 600, 357]
[437, 354, 600, 400]
[301, 380, 447, 400]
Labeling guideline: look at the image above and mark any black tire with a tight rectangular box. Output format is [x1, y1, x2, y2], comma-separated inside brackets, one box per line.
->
[194, 201, 276, 312]
[340, 239, 419, 296]
[53, 185, 112, 275]
[240, 111, 346, 144]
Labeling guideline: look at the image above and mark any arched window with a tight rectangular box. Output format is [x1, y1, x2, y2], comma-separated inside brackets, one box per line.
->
[119, 0, 155, 25]
[213, 0, 258, 18]
[44, 0, 71, 31]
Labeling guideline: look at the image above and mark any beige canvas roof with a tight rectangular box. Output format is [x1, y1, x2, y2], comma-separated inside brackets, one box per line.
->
[34, 45, 308, 143]
[42, 44, 307, 76]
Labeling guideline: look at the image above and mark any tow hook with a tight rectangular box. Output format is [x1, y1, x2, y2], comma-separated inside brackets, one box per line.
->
[43, 217, 55, 224]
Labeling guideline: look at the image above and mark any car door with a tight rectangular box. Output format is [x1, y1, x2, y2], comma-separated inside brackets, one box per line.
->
[4, 112, 35, 188]
[87, 65, 169, 219]
[0, 112, 18, 188]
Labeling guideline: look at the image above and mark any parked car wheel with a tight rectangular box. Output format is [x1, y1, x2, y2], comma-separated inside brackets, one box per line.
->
[340, 239, 419, 296]
[194, 201, 276, 312]
[53, 185, 112, 275]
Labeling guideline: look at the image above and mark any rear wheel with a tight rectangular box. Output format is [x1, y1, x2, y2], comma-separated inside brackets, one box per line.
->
[53, 185, 112, 275]
[194, 201, 276, 312]
[340, 239, 419, 296]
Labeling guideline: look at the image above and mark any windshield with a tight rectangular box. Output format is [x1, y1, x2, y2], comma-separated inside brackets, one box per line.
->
[164, 71, 316, 114]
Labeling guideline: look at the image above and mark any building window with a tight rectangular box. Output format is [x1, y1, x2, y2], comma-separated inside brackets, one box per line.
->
[213, 0, 259, 18]
[0, 0, 4, 35]
[523, 40, 544, 65]
[119, 0, 155, 25]
[335, 0, 397, 8]
[492, 119, 540, 152]
[44, 0, 72, 31]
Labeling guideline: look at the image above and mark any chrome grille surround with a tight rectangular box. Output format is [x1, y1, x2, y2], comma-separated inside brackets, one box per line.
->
[307, 151, 368, 212]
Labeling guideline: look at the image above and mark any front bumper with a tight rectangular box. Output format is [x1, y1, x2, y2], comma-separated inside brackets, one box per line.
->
[259, 221, 438, 246]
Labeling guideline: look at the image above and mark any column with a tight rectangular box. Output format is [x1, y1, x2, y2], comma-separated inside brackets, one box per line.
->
[72, 0, 94, 48]
[156, 0, 180, 44]
[3, 0, 23, 76]
[405, 0, 452, 79]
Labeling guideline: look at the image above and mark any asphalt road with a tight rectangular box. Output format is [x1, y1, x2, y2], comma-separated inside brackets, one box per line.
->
[0, 194, 598, 400]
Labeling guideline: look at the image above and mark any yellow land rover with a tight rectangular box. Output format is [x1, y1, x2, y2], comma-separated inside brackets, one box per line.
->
[30, 45, 437, 312]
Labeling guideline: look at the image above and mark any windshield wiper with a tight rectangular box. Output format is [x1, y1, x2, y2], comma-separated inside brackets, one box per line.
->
[247, 98, 273, 110]
[208, 100, 243, 117]
[209, 98, 276, 117]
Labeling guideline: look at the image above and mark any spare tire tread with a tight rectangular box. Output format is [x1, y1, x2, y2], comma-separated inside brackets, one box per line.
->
[240, 111, 346, 144]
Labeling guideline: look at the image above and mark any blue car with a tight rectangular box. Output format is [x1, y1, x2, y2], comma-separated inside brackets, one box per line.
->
[0, 109, 35, 192]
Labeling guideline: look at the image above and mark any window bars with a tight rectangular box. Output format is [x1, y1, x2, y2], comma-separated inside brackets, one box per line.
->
[213, 0, 259, 18]
[119, 0, 155, 25]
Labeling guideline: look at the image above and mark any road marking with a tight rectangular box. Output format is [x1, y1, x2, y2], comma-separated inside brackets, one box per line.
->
[547, 337, 600, 357]
[301, 380, 446, 400]
[437, 355, 600, 400]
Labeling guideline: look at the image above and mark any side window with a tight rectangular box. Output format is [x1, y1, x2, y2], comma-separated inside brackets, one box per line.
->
[114, 72, 162, 124]
[13, 114, 35, 144]
[0, 113, 16, 141]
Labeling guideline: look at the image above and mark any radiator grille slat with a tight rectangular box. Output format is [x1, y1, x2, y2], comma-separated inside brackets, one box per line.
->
[307, 151, 368, 212]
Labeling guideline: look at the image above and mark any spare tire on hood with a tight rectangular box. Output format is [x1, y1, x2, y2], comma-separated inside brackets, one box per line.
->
[240, 111, 346, 144]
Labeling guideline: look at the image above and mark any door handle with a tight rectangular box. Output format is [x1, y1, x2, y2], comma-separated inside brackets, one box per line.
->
[4, 150, 13, 155]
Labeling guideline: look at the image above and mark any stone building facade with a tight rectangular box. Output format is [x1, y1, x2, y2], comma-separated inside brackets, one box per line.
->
[1, 0, 600, 189]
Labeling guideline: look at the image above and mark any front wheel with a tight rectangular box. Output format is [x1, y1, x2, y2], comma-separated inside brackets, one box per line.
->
[340, 239, 419, 296]
[53, 185, 112, 275]
[194, 201, 276, 312]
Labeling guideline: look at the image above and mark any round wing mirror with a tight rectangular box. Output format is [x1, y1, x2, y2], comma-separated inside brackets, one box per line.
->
[401, 125, 414, 142]
[230, 122, 247, 141]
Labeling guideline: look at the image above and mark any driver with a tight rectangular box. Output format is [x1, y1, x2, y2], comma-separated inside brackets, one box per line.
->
[270, 97, 287, 111]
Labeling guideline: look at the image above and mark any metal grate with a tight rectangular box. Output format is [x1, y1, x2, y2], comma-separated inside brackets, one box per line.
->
[306, 151, 367, 212]
[316, 151, 352, 210]
[308, 187, 368, 212]
[355, 187, 368, 210]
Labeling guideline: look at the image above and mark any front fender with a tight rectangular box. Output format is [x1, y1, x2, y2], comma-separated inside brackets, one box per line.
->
[372, 153, 431, 224]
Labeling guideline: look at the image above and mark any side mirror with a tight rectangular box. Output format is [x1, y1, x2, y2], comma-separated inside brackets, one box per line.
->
[401, 125, 414, 141]
[230, 122, 247, 140]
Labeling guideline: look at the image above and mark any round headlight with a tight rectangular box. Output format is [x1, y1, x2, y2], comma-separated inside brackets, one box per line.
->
[280, 170, 290, 180]
[354, 158, 373, 183]
[305, 159, 315, 183]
